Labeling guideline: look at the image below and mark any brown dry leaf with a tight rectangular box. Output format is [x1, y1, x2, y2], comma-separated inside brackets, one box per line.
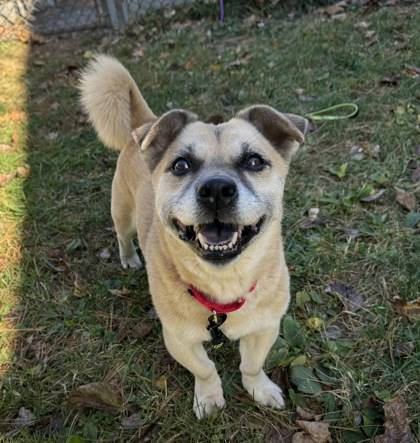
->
[0, 172, 17, 187]
[108, 288, 131, 297]
[0, 143, 13, 152]
[73, 274, 88, 298]
[69, 382, 123, 413]
[375, 396, 412, 443]
[405, 64, 420, 78]
[325, 282, 364, 312]
[16, 166, 31, 178]
[324, 2, 346, 16]
[395, 188, 416, 211]
[296, 406, 322, 421]
[391, 297, 420, 320]
[295, 421, 332, 443]
[131, 322, 153, 340]
[292, 432, 314, 443]
[155, 375, 167, 390]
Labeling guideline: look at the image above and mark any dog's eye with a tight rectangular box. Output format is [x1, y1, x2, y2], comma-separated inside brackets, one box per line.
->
[172, 157, 191, 175]
[243, 154, 266, 172]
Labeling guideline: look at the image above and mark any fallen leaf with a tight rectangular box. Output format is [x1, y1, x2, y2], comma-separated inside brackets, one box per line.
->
[296, 406, 322, 421]
[0, 172, 17, 187]
[155, 375, 167, 390]
[375, 396, 412, 443]
[391, 297, 420, 320]
[0, 143, 13, 152]
[360, 189, 386, 203]
[73, 274, 88, 298]
[325, 282, 364, 312]
[16, 166, 31, 178]
[131, 322, 153, 339]
[295, 420, 332, 443]
[395, 188, 416, 211]
[324, 2, 346, 16]
[108, 287, 131, 297]
[393, 341, 414, 358]
[120, 412, 143, 430]
[14, 407, 36, 428]
[354, 20, 370, 29]
[405, 64, 420, 78]
[69, 382, 123, 413]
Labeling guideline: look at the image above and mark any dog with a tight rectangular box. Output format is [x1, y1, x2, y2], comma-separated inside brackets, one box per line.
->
[80, 55, 308, 419]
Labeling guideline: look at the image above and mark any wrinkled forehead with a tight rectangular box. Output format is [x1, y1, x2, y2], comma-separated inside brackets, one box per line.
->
[173, 119, 272, 161]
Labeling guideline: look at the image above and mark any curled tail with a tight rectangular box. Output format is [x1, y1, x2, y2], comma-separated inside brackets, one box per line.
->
[79, 55, 156, 150]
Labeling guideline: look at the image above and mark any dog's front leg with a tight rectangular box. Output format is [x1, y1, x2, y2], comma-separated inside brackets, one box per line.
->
[163, 328, 225, 419]
[239, 328, 285, 409]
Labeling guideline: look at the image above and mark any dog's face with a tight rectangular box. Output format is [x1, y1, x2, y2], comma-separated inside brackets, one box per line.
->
[134, 106, 308, 265]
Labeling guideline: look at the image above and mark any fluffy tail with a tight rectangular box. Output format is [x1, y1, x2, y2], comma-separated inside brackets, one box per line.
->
[79, 55, 156, 150]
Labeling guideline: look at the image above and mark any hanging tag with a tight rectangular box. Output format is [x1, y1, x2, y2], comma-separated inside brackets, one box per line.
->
[207, 312, 227, 349]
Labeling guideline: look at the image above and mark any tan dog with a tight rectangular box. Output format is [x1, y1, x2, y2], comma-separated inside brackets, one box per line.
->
[80, 55, 308, 419]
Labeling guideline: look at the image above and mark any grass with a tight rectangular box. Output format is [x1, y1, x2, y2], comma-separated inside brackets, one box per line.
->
[0, 1, 419, 441]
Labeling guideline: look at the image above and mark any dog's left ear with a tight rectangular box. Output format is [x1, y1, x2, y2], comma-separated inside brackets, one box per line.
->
[132, 109, 197, 170]
[237, 105, 309, 162]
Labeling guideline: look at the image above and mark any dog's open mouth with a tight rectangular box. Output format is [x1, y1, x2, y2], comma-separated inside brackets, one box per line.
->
[173, 217, 265, 262]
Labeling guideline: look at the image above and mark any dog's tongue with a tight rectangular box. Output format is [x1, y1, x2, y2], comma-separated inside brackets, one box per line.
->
[199, 222, 236, 244]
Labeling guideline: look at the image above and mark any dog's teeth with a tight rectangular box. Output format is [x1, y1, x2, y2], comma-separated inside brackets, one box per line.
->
[232, 232, 238, 245]
[210, 245, 214, 251]
[203, 243, 208, 250]
[223, 245, 228, 250]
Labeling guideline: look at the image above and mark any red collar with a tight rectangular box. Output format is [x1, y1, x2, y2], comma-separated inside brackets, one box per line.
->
[188, 282, 256, 314]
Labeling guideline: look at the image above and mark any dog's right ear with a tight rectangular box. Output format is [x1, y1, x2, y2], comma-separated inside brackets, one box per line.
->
[132, 109, 197, 171]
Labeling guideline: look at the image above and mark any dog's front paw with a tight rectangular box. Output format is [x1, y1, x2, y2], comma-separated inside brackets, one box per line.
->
[120, 252, 142, 269]
[242, 371, 285, 409]
[193, 372, 225, 419]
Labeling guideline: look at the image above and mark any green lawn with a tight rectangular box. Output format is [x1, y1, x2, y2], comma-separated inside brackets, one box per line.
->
[0, 2, 419, 441]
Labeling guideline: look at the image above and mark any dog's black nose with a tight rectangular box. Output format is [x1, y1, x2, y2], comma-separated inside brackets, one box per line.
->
[197, 177, 238, 209]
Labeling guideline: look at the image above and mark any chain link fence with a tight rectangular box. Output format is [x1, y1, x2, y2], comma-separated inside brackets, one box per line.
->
[0, 0, 201, 35]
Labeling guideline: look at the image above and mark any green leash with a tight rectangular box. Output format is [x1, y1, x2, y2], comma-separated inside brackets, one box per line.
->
[305, 103, 359, 121]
